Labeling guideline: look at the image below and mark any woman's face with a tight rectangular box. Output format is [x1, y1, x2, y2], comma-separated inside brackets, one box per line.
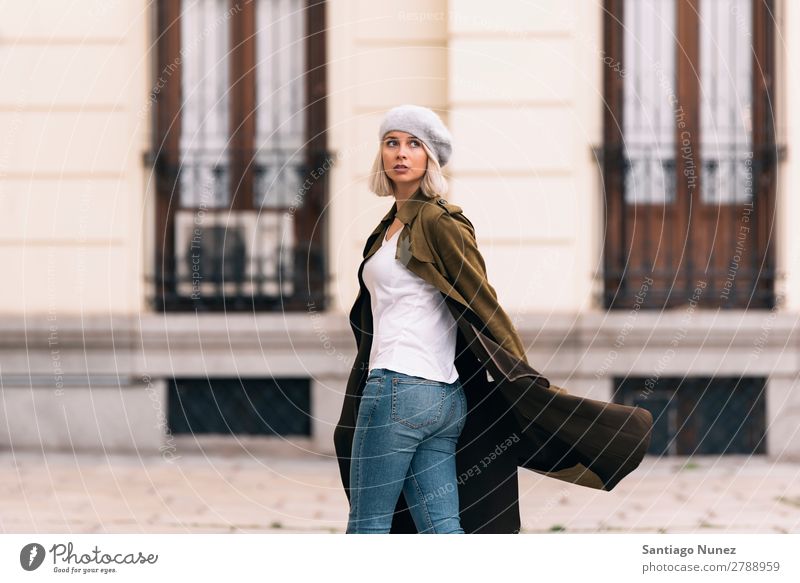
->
[381, 131, 428, 189]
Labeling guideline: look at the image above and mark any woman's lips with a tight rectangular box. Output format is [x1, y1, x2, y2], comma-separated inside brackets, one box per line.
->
[393, 165, 409, 173]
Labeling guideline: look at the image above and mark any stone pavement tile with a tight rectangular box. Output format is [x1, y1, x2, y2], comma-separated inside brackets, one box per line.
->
[309, 509, 348, 523]
[1, 508, 89, 525]
[244, 519, 343, 533]
[2, 452, 799, 534]
[149, 518, 261, 532]
[125, 525, 233, 533]
[607, 515, 704, 532]
[234, 527, 341, 534]
[2, 519, 103, 533]
[662, 525, 776, 534]
[521, 520, 601, 533]
[192, 508, 294, 528]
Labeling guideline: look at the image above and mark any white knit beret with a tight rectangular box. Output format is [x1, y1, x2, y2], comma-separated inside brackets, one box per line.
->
[378, 104, 453, 167]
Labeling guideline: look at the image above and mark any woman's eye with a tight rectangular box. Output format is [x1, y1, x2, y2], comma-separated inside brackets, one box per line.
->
[410, 140, 420, 147]
[387, 140, 397, 147]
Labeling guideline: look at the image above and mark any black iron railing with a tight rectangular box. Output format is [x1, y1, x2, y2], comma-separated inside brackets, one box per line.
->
[149, 148, 330, 312]
[597, 143, 782, 310]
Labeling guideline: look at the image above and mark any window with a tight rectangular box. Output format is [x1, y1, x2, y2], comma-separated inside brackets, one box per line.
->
[602, 0, 778, 310]
[616, 376, 766, 455]
[168, 377, 312, 435]
[151, 0, 328, 311]
[622, 0, 676, 205]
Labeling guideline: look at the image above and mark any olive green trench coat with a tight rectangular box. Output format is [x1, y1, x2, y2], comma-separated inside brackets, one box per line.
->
[333, 186, 653, 533]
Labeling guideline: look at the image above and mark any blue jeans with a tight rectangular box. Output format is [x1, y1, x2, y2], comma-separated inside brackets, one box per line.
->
[347, 367, 468, 534]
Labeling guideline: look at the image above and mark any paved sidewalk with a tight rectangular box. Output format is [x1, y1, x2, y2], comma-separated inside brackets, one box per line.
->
[1, 441, 798, 534]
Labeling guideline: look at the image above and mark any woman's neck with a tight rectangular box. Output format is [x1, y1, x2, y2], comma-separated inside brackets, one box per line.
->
[394, 182, 421, 210]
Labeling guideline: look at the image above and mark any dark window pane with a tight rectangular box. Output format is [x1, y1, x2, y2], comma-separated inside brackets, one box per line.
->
[616, 376, 766, 455]
[168, 377, 311, 436]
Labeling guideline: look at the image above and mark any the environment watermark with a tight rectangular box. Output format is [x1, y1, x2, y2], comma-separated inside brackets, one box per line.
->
[138, 0, 247, 121]
[639, 279, 707, 401]
[143, 374, 181, 463]
[720, 151, 754, 301]
[187, 167, 222, 300]
[595, 275, 654, 380]
[307, 299, 354, 369]
[747, 292, 784, 364]
[46, 250, 65, 397]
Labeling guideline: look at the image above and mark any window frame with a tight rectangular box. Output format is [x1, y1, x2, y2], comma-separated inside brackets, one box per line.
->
[601, 0, 778, 310]
[151, 0, 329, 312]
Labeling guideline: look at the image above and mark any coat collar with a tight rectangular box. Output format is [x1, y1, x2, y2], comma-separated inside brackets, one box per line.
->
[361, 185, 437, 265]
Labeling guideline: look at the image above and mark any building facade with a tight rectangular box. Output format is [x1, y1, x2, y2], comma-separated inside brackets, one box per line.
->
[1, 0, 797, 460]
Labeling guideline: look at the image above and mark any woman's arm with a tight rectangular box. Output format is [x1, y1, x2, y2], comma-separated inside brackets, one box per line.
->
[433, 211, 530, 365]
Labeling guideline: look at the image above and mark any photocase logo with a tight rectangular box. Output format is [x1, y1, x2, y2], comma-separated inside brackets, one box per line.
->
[20, 543, 46, 571]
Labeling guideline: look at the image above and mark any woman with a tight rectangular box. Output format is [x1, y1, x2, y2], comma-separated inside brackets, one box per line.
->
[345, 105, 466, 534]
[334, 105, 653, 535]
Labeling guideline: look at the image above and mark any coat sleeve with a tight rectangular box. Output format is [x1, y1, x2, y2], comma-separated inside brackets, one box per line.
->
[433, 211, 530, 365]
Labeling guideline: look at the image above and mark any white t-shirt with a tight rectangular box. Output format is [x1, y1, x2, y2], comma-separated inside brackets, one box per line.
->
[363, 226, 459, 383]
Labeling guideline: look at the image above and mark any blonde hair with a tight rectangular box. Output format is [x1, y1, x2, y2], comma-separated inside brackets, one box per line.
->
[368, 140, 449, 198]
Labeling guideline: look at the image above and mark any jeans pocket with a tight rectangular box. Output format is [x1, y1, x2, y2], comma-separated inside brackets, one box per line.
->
[391, 377, 447, 429]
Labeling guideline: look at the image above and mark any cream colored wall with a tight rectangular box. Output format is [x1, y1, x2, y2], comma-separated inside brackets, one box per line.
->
[0, 0, 150, 314]
[1, 1, 791, 317]
[327, 0, 450, 313]
[447, 0, 602, 314]
[777, 0, 798, 310]
[327, 0, 602, 314]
